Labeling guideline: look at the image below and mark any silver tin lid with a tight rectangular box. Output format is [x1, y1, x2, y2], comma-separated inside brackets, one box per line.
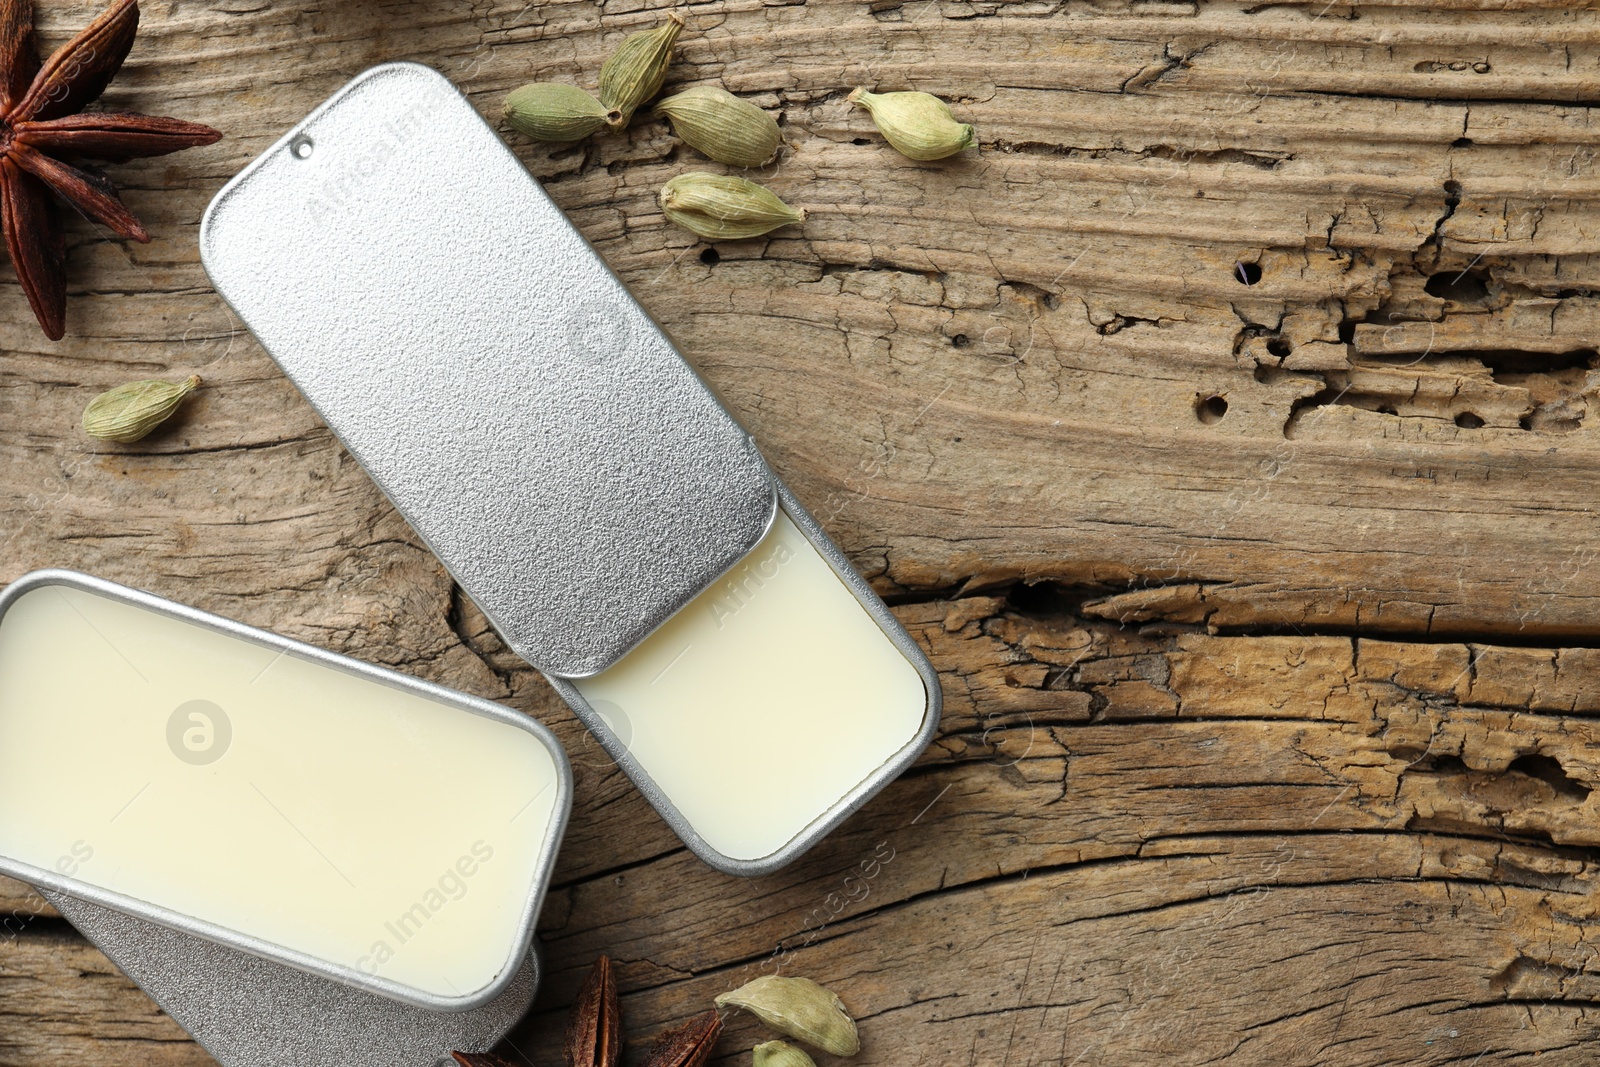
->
[46, 889, 538, 1067]
[199, 62, 776, 678]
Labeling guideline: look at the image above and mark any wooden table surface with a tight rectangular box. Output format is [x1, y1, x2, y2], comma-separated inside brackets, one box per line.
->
[4, 0, 1600, 1063]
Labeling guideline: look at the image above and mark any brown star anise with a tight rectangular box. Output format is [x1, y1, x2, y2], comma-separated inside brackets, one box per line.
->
[0, 0, 219, 339]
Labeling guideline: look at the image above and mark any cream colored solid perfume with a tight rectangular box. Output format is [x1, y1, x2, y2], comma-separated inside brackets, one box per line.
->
[574, 510, 929, 861]
[0, 575, 567, 1008]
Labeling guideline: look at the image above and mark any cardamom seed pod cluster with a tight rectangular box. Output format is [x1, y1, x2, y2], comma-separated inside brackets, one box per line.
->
[503, 13, 684, 140]
[453, 958, 864, 1067]
[717, 974, 862, 1057]
[505, 11, 784, 167]
[502, 9, 801, 239]
[501, 9, 978, 245]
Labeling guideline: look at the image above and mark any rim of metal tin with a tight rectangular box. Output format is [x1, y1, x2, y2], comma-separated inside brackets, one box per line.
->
[0, 568, 574, 1014]
[549, 476, 944, 878]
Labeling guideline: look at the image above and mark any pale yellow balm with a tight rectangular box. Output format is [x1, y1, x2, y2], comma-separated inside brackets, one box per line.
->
[575, 511, 929, 861]
[0, 583, 561, 1002]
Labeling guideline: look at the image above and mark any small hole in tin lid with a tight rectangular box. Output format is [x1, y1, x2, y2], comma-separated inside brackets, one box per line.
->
[289, 134, 314, 160]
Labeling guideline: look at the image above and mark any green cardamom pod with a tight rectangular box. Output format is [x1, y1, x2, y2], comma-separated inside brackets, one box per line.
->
[598, 12, 686, 129]
[752, 1041, 818, 1067]
[714, 976, 860, 1057]
[81, 375, 200, 443]
[660, 172, 805, 240]
[655, 86, 781, 168]
[503, 82, 611, 142]
[848, 87, 975, 161]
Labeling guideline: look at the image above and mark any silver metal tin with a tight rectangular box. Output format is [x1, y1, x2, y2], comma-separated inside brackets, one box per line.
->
[198, 61, 776, 680]
[549, 481, 943, 877]
[0, 569, 573, 1013]
[46, 888, 539, 1067]
[196, 63, 942, 878]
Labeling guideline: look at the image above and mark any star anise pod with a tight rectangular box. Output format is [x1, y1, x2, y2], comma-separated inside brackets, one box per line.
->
[450, 1053, 520, 1067]
[0, 0, 220, 339]
[639, 1010, 722, 1067]
[565, 955, 622, 1067]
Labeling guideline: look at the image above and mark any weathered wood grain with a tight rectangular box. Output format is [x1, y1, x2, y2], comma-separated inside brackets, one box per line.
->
[4, 0, 1600, 1063]
[0, 877, 53, 918]
[0, 924, 202, 1066]
[497, 606, 1600, 1065]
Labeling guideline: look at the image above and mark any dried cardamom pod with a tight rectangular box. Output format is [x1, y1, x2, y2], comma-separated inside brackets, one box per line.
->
[81, 375, 200, 444]
[660, 173, 805, 240]
[714, 975, 860, 1057]
[639, 1009, 722, 1067]
[450, 1053, 519, 1067]
[565, 955, 621, 1067]
[598, 12, 686, 129]
[655, 86, 781, 168]
[504, 83, 612, 142]
[753, 1040, 819, 1067]
[848, 87, 975, 161]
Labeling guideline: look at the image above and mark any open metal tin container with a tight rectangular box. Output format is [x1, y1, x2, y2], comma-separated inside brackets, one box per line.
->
[0, 569, 572, 1019]
[545, 479, 942, 875]
[198, 62, 943, 877]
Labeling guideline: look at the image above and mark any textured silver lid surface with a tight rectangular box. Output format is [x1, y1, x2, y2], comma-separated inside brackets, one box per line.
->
[199, 62, 775, 678]
[46, 889, 538, 1067]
